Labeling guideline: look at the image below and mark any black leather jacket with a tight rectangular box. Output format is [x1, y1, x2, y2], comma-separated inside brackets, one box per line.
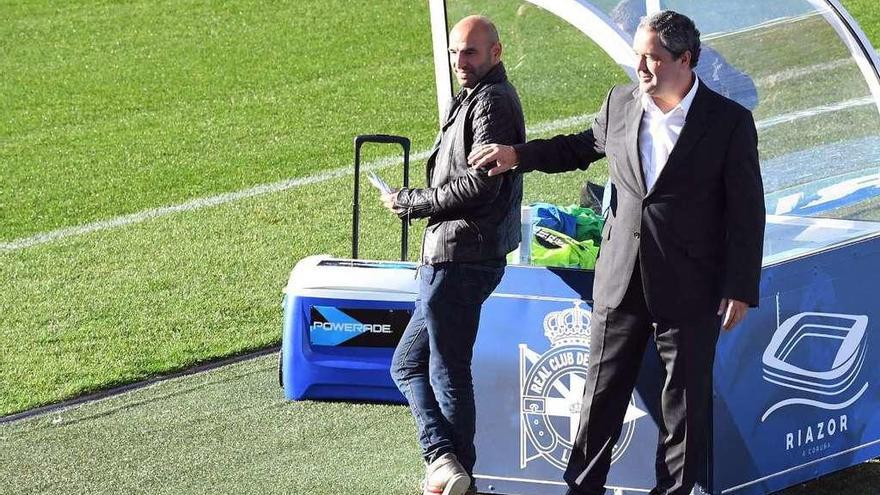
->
[395, 63, 525, 264]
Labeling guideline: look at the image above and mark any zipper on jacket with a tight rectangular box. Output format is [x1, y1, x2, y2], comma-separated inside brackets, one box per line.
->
[417, 217, 428, 277]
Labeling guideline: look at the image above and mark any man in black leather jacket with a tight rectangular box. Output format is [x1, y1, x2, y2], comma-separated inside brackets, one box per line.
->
[383, 15, 525, 495]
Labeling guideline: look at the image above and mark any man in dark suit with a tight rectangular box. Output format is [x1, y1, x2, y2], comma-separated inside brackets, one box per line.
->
[468, 11, 765, 495]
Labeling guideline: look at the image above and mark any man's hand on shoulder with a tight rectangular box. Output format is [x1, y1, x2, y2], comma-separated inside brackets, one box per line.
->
[468, 144, 519, 177]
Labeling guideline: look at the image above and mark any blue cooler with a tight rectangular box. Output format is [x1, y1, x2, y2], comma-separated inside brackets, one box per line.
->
[280, 255, 417, 402]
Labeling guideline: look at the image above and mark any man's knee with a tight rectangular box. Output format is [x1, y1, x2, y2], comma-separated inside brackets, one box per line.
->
[390, 360, 408, 386]
[391, 348, 426, 386]
[429, 361, 473, 392]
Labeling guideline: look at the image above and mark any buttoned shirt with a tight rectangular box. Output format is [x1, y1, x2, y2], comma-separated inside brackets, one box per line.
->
[639, 75, 699, 192]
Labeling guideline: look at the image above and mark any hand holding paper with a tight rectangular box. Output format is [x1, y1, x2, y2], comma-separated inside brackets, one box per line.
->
[369, 170, 404, 214]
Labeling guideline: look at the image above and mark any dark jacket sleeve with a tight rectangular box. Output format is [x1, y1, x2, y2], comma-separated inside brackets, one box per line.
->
[395, 93, 520, 219]
[722, 110, 766, 306]
[514, 86, 611, 174]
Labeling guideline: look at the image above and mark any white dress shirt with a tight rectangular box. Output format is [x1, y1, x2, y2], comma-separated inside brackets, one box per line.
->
[639, 75, 699, 192]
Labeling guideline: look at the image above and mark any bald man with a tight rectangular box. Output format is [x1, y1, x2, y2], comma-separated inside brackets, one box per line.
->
[383, 15, 525, 495]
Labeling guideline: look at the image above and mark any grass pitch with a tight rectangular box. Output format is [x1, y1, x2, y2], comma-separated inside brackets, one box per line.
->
[1, 0, 439, 239]
[1, 0, 619, 416]
[1, 356, 878, 495]
[0, 356, 423, 495]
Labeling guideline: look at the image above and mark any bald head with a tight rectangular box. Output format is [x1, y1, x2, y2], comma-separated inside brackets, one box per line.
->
[452, 15, 500, 44]
[448, 15, 502, 88]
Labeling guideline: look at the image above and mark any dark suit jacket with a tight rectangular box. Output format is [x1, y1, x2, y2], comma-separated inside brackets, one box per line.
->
[516, 82, 765, 321]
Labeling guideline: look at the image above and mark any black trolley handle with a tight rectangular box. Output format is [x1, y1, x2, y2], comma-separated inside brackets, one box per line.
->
[352, 134, 411, 261]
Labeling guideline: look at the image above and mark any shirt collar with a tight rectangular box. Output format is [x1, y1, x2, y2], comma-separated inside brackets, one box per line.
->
[642, 73, 699, 116]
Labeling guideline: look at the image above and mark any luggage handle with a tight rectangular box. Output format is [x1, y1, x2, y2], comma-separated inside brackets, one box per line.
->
[352, 134, 411, 261]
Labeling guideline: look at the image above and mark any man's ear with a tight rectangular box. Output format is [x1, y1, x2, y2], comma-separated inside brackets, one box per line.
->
[679, 49, 692, 67]
[492, 42, 503, 63]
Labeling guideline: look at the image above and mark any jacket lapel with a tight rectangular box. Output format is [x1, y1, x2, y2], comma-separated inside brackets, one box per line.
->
[624, 87, 647, 196]
[441, 93, 465, 132]
[431, 92, 465, 183]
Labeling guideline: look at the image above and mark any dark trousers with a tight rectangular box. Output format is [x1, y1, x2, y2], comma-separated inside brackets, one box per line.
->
[565, 267, 721, 495]
[390, 261, 504, 474]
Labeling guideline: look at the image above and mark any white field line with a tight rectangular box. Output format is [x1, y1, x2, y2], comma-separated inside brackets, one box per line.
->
[702, 11, 821, 42]
[756, 96, 874, 129]
[529, 113, 594, 135]
[755, 58, 851, 87]
[3, 92, 877, 253]
[1, 115, 592, 252]
[1, 152, 431, 252]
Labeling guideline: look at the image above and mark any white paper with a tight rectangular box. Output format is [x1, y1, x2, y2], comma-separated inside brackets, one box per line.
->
[367, 171, 392, 194]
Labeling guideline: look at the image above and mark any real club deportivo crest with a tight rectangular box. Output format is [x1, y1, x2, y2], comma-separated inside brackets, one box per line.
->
[519, 301, 647, 470]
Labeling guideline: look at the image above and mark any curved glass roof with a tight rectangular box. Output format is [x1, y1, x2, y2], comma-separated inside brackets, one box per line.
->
[429, 0, 880, 263]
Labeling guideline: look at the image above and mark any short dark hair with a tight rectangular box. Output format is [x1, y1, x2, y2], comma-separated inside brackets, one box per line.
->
[638, 10, 701, 68]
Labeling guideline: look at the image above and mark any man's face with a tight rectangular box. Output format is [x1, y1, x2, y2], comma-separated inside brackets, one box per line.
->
[448, 26, 500, 88]
[633, 27, 692, 102]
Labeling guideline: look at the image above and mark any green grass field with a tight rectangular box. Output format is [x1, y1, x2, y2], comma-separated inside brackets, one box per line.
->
[1, 355, 878, 495]
[1, 356, 425, 495]
[3, 0, 880, 493]
[1, 0, 619, 417]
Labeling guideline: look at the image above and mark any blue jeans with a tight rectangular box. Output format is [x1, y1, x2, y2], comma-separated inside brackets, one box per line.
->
[390, 261, 505, 474]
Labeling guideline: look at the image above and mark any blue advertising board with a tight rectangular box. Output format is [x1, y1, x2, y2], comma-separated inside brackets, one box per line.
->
[471, 268, 660, 495]
[468, 235, 880, 494]
[712, 237, 880, 494]
[280, 234, 880, 494]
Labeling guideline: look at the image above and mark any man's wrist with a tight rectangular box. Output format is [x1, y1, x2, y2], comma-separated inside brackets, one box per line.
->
[511, 144, 529, 172]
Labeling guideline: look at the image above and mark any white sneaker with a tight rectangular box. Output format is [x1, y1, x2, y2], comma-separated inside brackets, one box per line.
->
[422, 453, 472, 495]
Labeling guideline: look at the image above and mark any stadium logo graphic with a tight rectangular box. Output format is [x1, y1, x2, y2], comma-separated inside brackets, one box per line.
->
[761, 312, 869, 422]
[519, 302, 646, 469]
